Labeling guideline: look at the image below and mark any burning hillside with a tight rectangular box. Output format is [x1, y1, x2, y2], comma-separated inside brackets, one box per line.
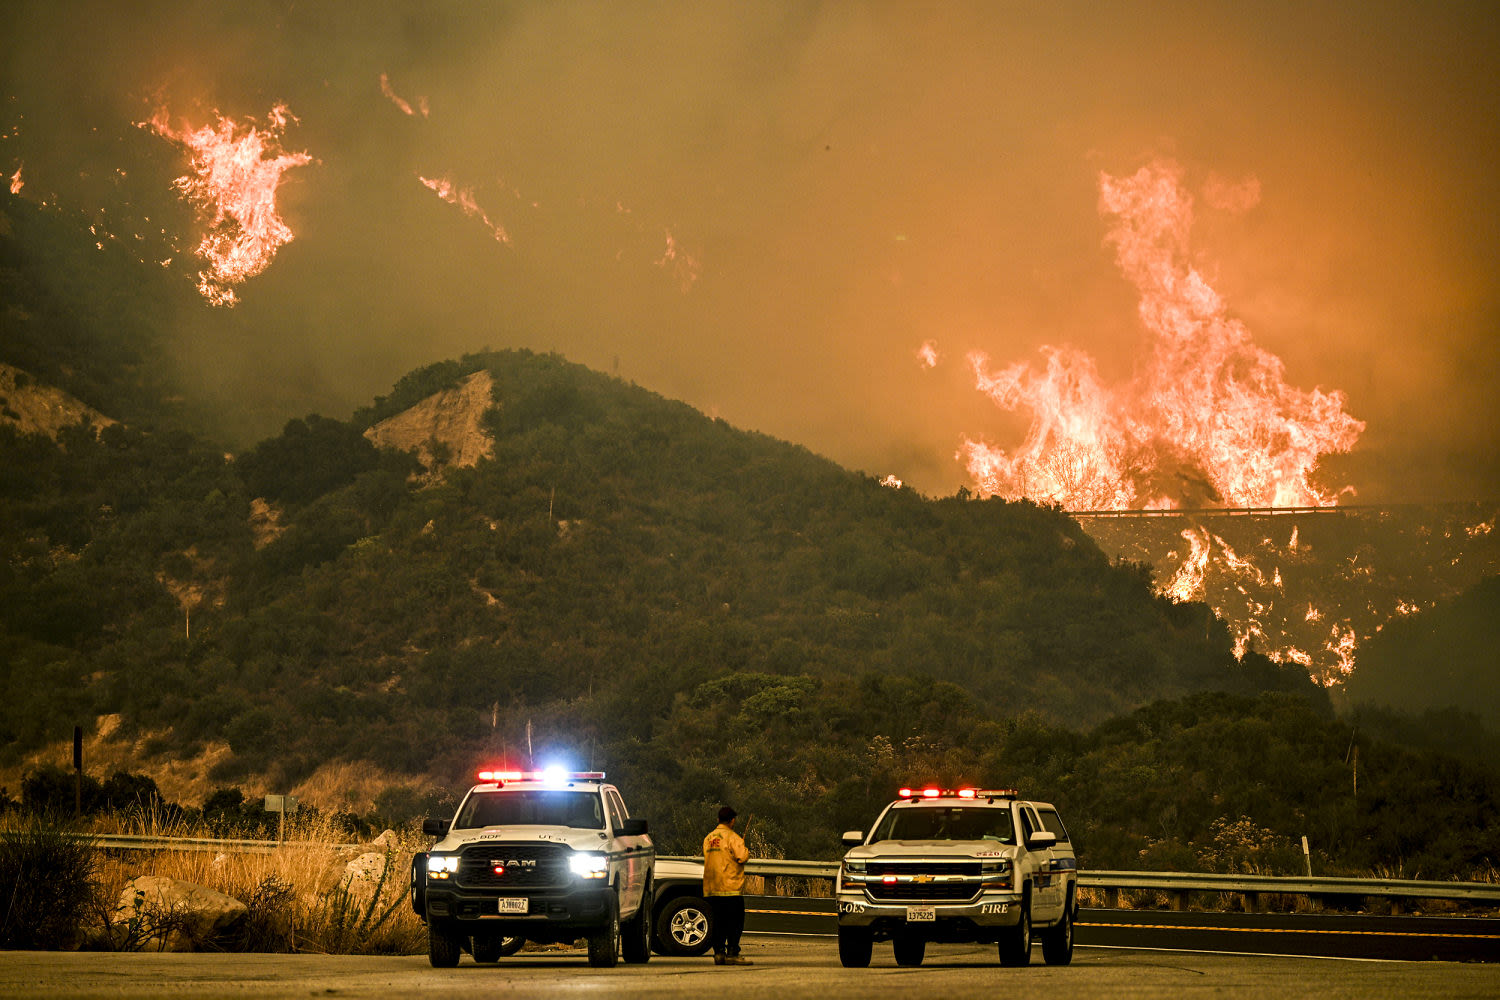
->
[1080, 503, 1500, 687]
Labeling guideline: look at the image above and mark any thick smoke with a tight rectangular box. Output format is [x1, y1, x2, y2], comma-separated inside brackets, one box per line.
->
[2, 1, 1497, 501]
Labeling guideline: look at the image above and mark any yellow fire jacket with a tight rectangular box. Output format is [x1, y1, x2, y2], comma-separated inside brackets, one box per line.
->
[702, 823, 750, 896]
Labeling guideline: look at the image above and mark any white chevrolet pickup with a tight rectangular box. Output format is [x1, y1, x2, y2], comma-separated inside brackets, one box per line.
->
[411, 769, 654, 968]
[835, 786, 1077, 968]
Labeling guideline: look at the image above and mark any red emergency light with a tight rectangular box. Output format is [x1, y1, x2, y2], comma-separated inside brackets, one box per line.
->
[477, 769, 607, 782]
[897, 786, 1019, 799]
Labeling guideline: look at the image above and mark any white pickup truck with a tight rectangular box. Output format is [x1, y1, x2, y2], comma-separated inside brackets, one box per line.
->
[411, 769, 655, 968]
[835, 786, 1077, 967]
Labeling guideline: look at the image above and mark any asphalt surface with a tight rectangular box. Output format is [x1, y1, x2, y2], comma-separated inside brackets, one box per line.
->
[744, 897, 1500, 962]
[2, 937, 1499, 1000]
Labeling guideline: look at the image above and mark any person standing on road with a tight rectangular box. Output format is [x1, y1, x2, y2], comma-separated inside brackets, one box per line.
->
[703, 805, 753, 965]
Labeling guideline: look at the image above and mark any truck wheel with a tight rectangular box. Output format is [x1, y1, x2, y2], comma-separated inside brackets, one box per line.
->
[587, 892, 621, 967]
[654, 895, 712, 956]
[998, 895, 1031, 967]
[838, 925, 873, 968]
[622, 884, 653, 964]
[893, 934, 926, 967]
[1042, 898, 1074, 966]
[498, 936, 525, 957]
[427, 924, 461, 968]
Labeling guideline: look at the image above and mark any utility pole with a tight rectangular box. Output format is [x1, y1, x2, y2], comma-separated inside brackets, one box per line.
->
[73, 725, 83, 817]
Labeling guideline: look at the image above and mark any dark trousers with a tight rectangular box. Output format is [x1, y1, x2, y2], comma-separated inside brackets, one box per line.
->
[708, 895, 745, 956]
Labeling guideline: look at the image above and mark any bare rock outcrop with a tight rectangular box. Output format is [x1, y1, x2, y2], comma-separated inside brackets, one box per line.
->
[363, 369, 495, 472]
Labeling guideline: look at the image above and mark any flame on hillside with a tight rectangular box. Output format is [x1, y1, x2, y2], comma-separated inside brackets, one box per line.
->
[960, 158, 1364, 510]
[141, 104, 312, 306]
[8, 164, 20, 194]
[418, 175, 511, 244]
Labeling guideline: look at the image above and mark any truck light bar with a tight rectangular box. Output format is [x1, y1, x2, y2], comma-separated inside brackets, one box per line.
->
[477, 769, 607, 782]
[897, 786, 1019, 799]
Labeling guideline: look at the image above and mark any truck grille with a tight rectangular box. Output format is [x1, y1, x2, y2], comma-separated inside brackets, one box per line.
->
[867, 881, 979, 902]
[455, 843, 571, 890]
[867, 861, 981, 877]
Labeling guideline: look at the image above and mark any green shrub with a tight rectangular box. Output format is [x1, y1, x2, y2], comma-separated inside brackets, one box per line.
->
[0, 820, 99, 949]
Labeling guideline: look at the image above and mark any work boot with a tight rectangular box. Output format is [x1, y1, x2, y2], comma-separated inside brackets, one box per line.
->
[724, 954, 754, 965]
[713, 951, 726, 965]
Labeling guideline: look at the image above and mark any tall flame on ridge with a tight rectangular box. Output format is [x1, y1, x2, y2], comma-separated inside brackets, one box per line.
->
[142, 104, 312, 306]
[961, 159, 1364, 510]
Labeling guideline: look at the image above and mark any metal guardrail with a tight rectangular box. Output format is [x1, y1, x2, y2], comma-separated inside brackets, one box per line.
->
[76, 841, 1500, 908]
[663, 856, 1500, 908]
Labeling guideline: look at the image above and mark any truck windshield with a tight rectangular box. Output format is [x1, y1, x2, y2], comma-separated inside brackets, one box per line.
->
[454, 790, 605, 830]
[872, 806, 1014, 843]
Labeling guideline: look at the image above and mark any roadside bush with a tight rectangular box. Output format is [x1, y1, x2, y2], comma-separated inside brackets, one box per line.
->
[0, 820, 99, 949]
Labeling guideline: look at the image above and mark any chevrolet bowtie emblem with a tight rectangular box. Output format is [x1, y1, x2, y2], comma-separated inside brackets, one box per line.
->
[912, 874, 933, 883]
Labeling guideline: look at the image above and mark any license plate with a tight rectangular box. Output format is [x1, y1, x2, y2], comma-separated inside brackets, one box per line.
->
[905, 906, 936, 922]
[497, 897, 528, 914]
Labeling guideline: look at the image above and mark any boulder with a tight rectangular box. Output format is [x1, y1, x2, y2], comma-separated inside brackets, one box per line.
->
[113, 875, 247, 951]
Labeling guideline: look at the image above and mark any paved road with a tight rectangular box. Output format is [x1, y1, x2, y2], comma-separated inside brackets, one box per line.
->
[3, 937, 1498, 1000]
[746, 896, 1500, 962]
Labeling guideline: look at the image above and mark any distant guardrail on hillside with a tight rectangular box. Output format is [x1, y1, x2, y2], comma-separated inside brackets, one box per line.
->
[71, 839, 1500, 911]
[83, 833, 361, 854]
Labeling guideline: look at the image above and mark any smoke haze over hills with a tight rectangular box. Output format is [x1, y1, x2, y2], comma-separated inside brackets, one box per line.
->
[3, 1, 1498, 501]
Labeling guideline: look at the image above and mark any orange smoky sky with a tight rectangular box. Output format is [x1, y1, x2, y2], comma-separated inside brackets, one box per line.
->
[2, 0, 1497, 502]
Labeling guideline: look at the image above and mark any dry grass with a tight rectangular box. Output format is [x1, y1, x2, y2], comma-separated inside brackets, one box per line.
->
[79, 812, 427, 953]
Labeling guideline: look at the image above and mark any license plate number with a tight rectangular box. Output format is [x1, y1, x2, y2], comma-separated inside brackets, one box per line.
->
[905, 906, 936, 922]
[497, 897, 528, 914]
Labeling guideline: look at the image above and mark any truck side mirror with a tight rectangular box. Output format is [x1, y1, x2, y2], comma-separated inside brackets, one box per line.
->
[422, 817, 450, 837]
[1027, 830, 1057, 849]
[841, 830, 864, 847]
[618, 818, 649, 837]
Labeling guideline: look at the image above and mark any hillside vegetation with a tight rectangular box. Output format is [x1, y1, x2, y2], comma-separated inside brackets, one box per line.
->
[2, 196, 1495, 879]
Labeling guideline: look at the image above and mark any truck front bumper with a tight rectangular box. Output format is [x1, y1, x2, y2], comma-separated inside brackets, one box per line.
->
[424, 882, 615, 930]
[836, 891, 1024, 941]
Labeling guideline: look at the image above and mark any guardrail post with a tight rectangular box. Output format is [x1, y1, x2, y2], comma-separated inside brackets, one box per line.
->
[1244, 891, 1260, 913]
[1171, 889, 1187, 911]
[1104, 887, 1119, 908]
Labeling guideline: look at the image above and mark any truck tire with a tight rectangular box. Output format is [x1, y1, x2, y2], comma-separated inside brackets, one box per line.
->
[498, 935, 525, 957]
[428, 924, 462, 968]
[587, 892, 621, 968]
[893, 934, 926, 966]
[838, 925, 873, 968]
[654, 895, 712, 956]
[622, 884, 653, 964]
[1042, 897, 1074, 966]
[998, 894, 1031, 967]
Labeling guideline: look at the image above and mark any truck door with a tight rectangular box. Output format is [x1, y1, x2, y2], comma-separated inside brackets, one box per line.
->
[1019, 805, 1061, 922]
[606, 788, 646, 914]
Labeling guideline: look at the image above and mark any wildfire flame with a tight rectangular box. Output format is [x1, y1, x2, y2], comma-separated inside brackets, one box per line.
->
[380, 73, 429, 118]
[961, 158, 1364, 510]
[8, 164, 20, 195]
[142, 104, 312, 306]
[657, 228, 701, 292]
[418, 175, 510, 244]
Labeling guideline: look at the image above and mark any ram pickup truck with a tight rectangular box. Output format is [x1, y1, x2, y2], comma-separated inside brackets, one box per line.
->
[836, 786, 1077, 968]
[411, 769, 654, 968]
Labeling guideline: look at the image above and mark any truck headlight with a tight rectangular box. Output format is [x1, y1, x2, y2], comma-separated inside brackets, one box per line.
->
[426, 855, 460, 880]
[843, 860, 867, 874]
[981, 859, 1011, 883]
[569, 852, 608, 879]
